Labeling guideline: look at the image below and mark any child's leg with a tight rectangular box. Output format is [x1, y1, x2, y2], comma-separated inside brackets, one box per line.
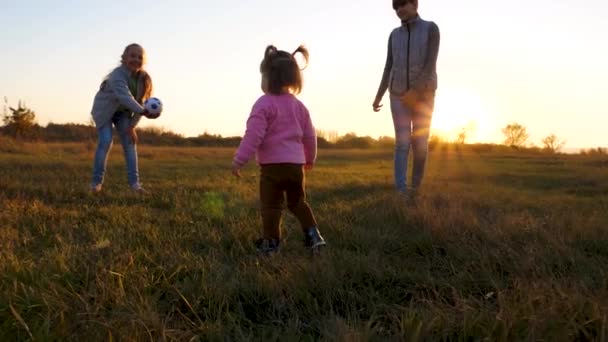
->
[284, 164, 325, 249]
[411, 91, 435, 189]
[260, 165, 285, 240]
[114, 112, 140, 187]
[390, 94, 414, 193]
[284, 165, 317, 231]
[91, 121, 114, 186]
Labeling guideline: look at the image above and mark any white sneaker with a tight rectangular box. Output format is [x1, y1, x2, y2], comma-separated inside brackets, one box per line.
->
[131, 183, 146, 193]
[90, 184, 102, 193]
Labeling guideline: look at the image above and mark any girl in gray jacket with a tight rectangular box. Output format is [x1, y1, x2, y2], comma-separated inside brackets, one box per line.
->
[373, 0, 440, 196]
[90, 43, 154, 193]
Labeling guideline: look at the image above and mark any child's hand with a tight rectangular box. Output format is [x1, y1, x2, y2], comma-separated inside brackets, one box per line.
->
[304, 164, 314, 171]
[143, 110, 160, 119]
[232, 165, 242, 178]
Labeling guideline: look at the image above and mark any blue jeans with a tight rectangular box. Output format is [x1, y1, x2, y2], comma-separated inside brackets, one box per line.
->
[390, 92, 435, 192]
[91, 112, 139, 187]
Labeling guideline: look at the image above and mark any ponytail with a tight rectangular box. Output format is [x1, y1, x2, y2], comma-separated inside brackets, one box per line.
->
[292, 45, 309, 70]
[265, 45, 278, 59]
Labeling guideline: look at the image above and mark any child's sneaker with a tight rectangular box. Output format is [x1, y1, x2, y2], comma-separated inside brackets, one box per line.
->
[304, 226, 326, 250]
[255, 238, 280, 256]
[90, 183, 102, 193]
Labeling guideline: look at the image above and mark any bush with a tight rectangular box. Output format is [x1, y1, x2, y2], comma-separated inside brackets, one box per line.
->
[0, 135, 23, 153]
[580, 147, 607, 156]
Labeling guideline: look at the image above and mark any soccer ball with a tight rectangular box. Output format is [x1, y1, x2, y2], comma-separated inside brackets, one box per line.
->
[144, 97, 163, 119]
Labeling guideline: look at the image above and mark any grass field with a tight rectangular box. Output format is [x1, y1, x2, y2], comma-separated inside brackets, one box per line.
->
[1, 142, 607, 341]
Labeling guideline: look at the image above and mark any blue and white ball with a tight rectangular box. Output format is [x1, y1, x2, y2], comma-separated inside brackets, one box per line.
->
[144, 97, 163, 119]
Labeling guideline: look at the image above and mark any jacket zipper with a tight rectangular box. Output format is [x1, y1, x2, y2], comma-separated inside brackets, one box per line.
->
[406, 22, 411, 90]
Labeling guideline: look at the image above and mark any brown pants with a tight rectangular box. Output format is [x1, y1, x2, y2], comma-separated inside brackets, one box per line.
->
[260, 164, 317, 240]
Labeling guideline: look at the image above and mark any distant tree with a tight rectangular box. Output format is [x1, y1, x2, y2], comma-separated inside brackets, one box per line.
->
[501, 122, 529, 148]
[377, 135, 395, 148]
[456, 128, 467, 144]
[45, 123, 96, 141]
[2, 99, 37, 139]
[316, 129, 339, 143]
[316, 136, 332, 148]
[541, 134, 566, 154]
[428, 133, 447, 151]
[198, 131, 220, 139]
[335, 132, 374, 149]
[580, 147, 607, 156]
[340, 132, 358, 140]
[140, 125, 170, 136]
[2, 97, 7, 119]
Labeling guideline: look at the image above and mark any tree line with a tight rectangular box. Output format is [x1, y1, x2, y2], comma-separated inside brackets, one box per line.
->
[2, 98, 605, 154]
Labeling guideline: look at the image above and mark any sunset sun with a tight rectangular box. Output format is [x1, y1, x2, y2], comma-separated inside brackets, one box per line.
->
[431, 88, 495, 143]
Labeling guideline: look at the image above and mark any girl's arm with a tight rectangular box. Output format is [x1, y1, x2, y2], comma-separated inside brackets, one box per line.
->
[233, 101, 269, 168]
[301, 106, 317, 166]
[131, 112, 143, 127]
[109, 70, 145, 115]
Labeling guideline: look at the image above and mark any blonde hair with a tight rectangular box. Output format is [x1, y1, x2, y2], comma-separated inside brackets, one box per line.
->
[120, 43, 153, 103]
[121, 43, 147, 65]
[139, 71, 153, 102]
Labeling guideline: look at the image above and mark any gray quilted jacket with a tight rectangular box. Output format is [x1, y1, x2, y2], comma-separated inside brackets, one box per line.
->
[91, 64, 146, 128]
[376, 15, 440, 99]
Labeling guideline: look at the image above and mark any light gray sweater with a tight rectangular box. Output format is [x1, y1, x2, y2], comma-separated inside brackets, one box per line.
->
[376, 15, 440, 99]
[90, 65, 146, 128]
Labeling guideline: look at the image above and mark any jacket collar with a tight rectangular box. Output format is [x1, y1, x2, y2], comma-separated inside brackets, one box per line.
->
[401, 14, 420, 27]
[120, 64, 139, 78]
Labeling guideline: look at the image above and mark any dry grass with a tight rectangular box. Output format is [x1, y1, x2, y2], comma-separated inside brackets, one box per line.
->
[1, 142, 607, 340]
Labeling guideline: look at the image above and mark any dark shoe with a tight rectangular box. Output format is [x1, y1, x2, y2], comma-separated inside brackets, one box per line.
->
[406, 187, 419, 203]
[255, 238, 280, 255]
[303, 226, 326, 249]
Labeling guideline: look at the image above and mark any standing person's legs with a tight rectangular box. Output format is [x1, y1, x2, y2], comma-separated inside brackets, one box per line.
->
[91, 121, 114, 188]
[114, 112, 140, 188]
[260, 165, 285, 241]
[411, 91, 435, 189]
[390, 94, 413, 193]
[284, 165, 317, 231]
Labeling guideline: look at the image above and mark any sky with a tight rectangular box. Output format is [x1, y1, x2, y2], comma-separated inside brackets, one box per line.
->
[1, 0, 607, 149]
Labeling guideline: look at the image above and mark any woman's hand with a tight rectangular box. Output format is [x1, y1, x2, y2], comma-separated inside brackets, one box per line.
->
[372, 98, 383, 112]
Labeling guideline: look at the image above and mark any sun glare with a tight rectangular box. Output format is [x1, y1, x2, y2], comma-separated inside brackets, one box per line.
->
[431, 88, 495, 143]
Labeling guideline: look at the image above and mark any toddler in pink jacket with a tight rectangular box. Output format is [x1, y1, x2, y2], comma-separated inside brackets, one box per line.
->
[232, 45, 326, 255]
